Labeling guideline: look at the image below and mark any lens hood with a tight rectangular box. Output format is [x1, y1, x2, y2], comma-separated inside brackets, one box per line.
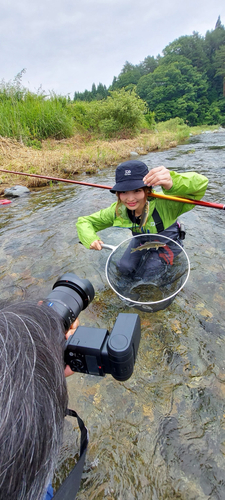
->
[52, 272, 95, 310]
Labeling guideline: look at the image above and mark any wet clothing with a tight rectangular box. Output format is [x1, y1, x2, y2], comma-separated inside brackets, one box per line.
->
[76, 171, 209, 249]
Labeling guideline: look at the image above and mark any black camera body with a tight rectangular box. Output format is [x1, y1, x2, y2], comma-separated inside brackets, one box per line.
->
[64, 313, 141, 381]
[46, 273, 141, 381]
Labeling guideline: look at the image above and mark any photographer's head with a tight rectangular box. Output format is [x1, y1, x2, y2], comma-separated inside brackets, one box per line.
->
[0, 301, 68, 500]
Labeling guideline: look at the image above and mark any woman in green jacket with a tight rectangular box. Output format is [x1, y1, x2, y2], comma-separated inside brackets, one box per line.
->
[76, 160, 208, 278]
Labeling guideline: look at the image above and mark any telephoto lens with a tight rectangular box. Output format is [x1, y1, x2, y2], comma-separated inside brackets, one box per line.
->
[46, 272, 95, 330]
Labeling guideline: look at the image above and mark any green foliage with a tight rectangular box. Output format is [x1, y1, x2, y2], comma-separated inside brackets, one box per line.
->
[156, 117, 187, 131]
[26, 139, 42, 150]
[111, 66, 142, 90]
[156, 117, 191, 141]
[214, 45, 225, 77]
[0, 73, 74, 142]
[204, 98, 225, 126]
[98, 89, 147, 136]
[163, 32, 208, 73]
[110, 57, 159, 92]
[136, 56, 209, 125]
[143, 111, 155, 129]
[71, 88, 149, 137]
[69, 101, 94, 131]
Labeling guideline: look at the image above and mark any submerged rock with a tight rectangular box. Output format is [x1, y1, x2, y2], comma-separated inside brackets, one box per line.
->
[4, 185, 30, 197]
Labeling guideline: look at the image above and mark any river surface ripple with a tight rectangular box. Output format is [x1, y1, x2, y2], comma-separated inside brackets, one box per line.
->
[0, 130, 225, 500]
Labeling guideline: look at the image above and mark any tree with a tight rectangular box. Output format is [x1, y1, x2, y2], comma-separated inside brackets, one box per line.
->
[96, 83, 108, 100]
[136, 56, 208, 125]
[215, 15, 222, 29]
[214, 45, 225, 95]
[163, 32, 207, 73]
[120, 61, 137, 74]
[110, 67, 142, 90]
[204, 20, 225, 101]
[74, 82, 108, 101]
[111, 57, 159, 90]
[91, 83, 97, 97]
[138, 56, 159, 75]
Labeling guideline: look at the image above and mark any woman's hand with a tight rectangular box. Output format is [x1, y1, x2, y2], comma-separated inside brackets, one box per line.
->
[64, 318, 80, 377]
[143, 166, 173, 191]
[90, 240, 104, 250]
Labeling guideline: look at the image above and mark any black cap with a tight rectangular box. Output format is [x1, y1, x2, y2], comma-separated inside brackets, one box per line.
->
[110, 160, 149, 193]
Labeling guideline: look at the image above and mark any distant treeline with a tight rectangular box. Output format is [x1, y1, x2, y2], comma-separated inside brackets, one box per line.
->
[74, 16, 225, 127]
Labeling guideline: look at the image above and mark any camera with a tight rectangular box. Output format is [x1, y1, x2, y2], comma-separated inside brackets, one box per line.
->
[46, 272, 141, 381]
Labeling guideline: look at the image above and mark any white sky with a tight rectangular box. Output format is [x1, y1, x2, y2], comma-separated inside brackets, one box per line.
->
[1, 0, 224, 97]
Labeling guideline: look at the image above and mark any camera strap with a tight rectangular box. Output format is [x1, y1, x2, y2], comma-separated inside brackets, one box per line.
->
[53, 409, 89, 500]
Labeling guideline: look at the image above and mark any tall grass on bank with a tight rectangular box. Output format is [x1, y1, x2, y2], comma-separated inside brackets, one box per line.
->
[0, 96, 75, 143]
[0, 74, 75, 144]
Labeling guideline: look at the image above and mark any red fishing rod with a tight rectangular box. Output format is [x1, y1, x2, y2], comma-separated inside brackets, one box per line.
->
[0, 168, 224, 210]
[0, 168, 112, 190]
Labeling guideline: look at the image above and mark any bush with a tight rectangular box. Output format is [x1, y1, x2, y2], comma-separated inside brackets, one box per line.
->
[156, 117, 187, 131]
[71, 88, 149, 138]
[143, 111, 155, 129]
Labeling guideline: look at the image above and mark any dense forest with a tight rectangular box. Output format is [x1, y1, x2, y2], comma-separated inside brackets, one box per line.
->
[74, 17, 225, 126]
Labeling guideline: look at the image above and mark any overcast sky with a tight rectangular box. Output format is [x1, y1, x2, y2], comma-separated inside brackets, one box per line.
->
[1, 0, 224, 97]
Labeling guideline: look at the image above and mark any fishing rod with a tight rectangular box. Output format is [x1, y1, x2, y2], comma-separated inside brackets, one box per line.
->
[0, 169, 112, 190]
[148, 191, 225, 210]
[0, 168, 224, 210]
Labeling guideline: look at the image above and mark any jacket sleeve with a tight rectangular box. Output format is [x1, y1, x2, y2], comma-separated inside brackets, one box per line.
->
[161, 170, 209, 217]
[165, 171, 208, 200]
[76, 203, 116, 249]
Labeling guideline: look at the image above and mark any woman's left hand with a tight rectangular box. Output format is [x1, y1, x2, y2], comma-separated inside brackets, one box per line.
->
[64, 318, 80, 377]
[143, 166, 173, 190]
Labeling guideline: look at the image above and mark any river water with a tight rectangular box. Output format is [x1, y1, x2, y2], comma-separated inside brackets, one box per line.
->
[0, 130, 225, 499]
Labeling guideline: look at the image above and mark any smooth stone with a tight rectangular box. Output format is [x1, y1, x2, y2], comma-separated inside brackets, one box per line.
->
[4, 185, 30, 197]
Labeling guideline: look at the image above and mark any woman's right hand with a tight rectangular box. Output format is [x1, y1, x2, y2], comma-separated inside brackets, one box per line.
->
[90, 240, 104, 250]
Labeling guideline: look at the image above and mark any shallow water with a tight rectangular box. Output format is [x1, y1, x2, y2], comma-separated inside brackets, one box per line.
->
[1, 129, 225, 499]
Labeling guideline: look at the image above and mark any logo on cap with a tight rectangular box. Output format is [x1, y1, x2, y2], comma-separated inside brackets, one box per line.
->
[124, 170, 131, 176]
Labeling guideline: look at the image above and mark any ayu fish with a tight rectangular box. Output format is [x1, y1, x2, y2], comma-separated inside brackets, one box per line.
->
[130, 242, 166, 253]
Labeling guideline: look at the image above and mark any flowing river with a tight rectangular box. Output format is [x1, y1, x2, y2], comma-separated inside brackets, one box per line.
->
[0, 129, 225, 500]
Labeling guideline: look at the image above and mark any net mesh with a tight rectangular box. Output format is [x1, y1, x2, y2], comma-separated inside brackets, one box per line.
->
[105, 234, 190, 313]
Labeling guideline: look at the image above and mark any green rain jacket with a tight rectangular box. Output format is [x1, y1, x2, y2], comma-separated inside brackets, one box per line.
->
[76, 171, 208, 249]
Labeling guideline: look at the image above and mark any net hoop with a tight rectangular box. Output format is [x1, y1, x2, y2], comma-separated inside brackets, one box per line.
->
[104, 233, 190, 309]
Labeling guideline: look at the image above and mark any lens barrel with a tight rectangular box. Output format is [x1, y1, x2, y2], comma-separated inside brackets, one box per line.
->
[46, 272, 95, 330]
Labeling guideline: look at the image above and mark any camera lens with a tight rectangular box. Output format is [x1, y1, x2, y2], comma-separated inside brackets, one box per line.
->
[46, 272, 95, 330]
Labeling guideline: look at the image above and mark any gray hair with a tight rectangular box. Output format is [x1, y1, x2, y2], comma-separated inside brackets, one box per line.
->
[0, 301, 68, 500]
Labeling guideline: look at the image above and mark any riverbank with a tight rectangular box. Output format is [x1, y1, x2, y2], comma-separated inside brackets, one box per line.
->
[0, 124, 219, 195]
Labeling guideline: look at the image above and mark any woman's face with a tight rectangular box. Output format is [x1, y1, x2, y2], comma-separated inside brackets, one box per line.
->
[119, 189, 146, 214]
